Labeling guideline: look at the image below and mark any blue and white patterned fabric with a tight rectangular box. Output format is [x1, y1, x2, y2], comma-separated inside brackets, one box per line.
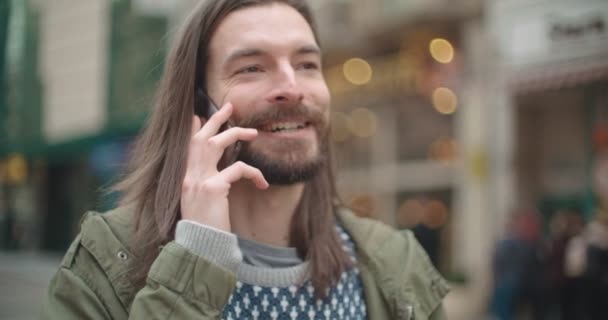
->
[222, 226, 367, 320]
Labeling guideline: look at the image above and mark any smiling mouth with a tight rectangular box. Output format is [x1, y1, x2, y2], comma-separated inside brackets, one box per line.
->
[260, 121, 312, 133]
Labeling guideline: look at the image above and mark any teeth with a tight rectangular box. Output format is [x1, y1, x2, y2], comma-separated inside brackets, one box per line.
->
[268, 122, 305, 132]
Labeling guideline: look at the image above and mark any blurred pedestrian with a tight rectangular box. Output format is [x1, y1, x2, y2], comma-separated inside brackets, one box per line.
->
[547, 209, 584, 319]
[566, 211, 608, 320]
[490, 209, 544, 320]
[42, 1, 450, 319]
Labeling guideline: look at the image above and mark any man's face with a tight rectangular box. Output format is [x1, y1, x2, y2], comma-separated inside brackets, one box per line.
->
[206, 3, 331, 185]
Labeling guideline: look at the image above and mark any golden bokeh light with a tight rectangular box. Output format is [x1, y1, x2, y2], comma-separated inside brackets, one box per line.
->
[343, 58, 373, 85]
[331, 111, 351, 142]
[350, 194, 375, 218]
[348, 108, 378, 138]
[429, 137, 459, 163]
[432, 87, 458, 115]
[429, 38, 454, 64]
[422, 200, 449, 229]
[6, 154, 28, 185]
[397, 199, 424, 228]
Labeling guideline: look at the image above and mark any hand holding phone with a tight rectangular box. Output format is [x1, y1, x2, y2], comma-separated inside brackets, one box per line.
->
[181, 94, 268, 232]
[196, 89, 241, 168]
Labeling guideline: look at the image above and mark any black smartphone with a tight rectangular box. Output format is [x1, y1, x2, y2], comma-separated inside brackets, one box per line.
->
[195, 89, 230, 130]
[195, 89, 241, 168]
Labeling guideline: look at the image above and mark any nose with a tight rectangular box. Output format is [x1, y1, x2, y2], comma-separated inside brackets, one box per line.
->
[266, 62, 304, 105]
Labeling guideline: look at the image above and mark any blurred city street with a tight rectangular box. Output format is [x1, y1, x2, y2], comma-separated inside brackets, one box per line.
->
[2, 0, 608, 319]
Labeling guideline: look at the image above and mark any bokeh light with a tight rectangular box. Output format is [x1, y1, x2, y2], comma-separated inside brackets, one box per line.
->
[343, 58, 373, 85]
[350, 194, 375, 218]
[331, 111, 351, 142]
[429, 137, 459, 163]
[432, 87, 458, 114]
[429, 38, 454, 64]
[423, 200, 449, 229]
[348, 108, 378, 138]
[6, 154, 27, 185]
[397, 199, 424, 228]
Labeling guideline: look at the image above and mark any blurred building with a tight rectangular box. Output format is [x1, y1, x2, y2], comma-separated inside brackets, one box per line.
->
[1, 0, 607, 317]
[311, 0, 608, 315]
[306, 0, 490, 311]
[0, 0, 486, 303]
[0, 0, 169, 251]
[481, 1, 608, 317]
[488, 0, 608, 224]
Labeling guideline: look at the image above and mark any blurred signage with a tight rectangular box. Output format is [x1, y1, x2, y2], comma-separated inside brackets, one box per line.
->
[550, 15, 605, 41]
[469, 148, 487, 182]
[5, 154, 27, 185]
[132, 0, 176, 16]
[490, 0, 608, 67]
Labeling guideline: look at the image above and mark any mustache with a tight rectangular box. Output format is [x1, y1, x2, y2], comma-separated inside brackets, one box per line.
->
[236, 104, 326, 129]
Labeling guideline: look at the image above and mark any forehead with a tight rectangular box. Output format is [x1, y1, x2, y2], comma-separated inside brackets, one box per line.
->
[209, 3, 318, 59]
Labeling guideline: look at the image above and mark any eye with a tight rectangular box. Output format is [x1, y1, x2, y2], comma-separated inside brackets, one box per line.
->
[237, 65, 263, 74]
[299, 62, 320, 70]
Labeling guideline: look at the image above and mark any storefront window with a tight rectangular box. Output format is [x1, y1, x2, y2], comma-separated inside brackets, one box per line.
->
[396, 188, 453, 270]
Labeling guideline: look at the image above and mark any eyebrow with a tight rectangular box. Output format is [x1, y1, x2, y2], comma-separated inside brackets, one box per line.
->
[223, 44, 322, 66]
[224, 48, 264, 66]
[295, 45, 321, 56]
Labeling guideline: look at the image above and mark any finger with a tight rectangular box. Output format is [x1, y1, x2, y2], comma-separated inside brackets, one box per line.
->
[208, 127, 258, 150]
[219, 161, 269, 189]
[199, 102, 233, 138]
[191, 116, 202, 137]
[188, 116, 209, 169]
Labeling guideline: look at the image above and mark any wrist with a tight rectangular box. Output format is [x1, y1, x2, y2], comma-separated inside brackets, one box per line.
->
[175, 220, 242, 273]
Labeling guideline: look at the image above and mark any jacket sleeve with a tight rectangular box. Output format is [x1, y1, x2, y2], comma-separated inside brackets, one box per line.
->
[428, 303, 448, 320]
[130, 242, 236, 318]
[45, 266, 113, 319]
[44, 241, 236, 319]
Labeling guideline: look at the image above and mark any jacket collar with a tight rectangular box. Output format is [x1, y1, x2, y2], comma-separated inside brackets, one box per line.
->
[81, 206, 447, 318]
[79, 208, 140, 310]
[337, 208, 449, 320]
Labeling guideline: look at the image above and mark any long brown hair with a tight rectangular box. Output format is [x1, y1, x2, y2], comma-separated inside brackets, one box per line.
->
[113, 0, 351, 297]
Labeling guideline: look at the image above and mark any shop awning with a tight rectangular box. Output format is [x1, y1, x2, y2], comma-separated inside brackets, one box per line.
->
[508, 55, 608, 95]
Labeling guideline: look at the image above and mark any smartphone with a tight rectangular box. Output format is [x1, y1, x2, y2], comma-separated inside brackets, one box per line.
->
[195, 89, 241, 168]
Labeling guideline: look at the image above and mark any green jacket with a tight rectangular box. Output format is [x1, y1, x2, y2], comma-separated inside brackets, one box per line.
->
[44, 207, 450, 319]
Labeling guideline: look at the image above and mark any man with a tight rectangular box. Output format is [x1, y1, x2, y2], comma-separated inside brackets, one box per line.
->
[44, 1, 449, 319]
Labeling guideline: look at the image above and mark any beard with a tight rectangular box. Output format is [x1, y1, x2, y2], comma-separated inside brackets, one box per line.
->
[237, 142, 325, 185]
[233, 104, 329, 185]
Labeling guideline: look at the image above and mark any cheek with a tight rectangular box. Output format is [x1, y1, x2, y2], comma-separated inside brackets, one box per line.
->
[308, 80, 331, 106]
[218, 86, 258, 117]
[228, 102, 251, 124]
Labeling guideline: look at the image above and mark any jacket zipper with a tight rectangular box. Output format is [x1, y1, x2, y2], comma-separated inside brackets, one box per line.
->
[396, 304, 415, 320]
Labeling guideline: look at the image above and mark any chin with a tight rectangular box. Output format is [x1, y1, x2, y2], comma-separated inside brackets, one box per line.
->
[237, 145, 325, 185]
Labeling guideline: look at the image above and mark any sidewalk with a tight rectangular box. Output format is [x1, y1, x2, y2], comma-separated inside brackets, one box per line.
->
[0, 251, 61, 320]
